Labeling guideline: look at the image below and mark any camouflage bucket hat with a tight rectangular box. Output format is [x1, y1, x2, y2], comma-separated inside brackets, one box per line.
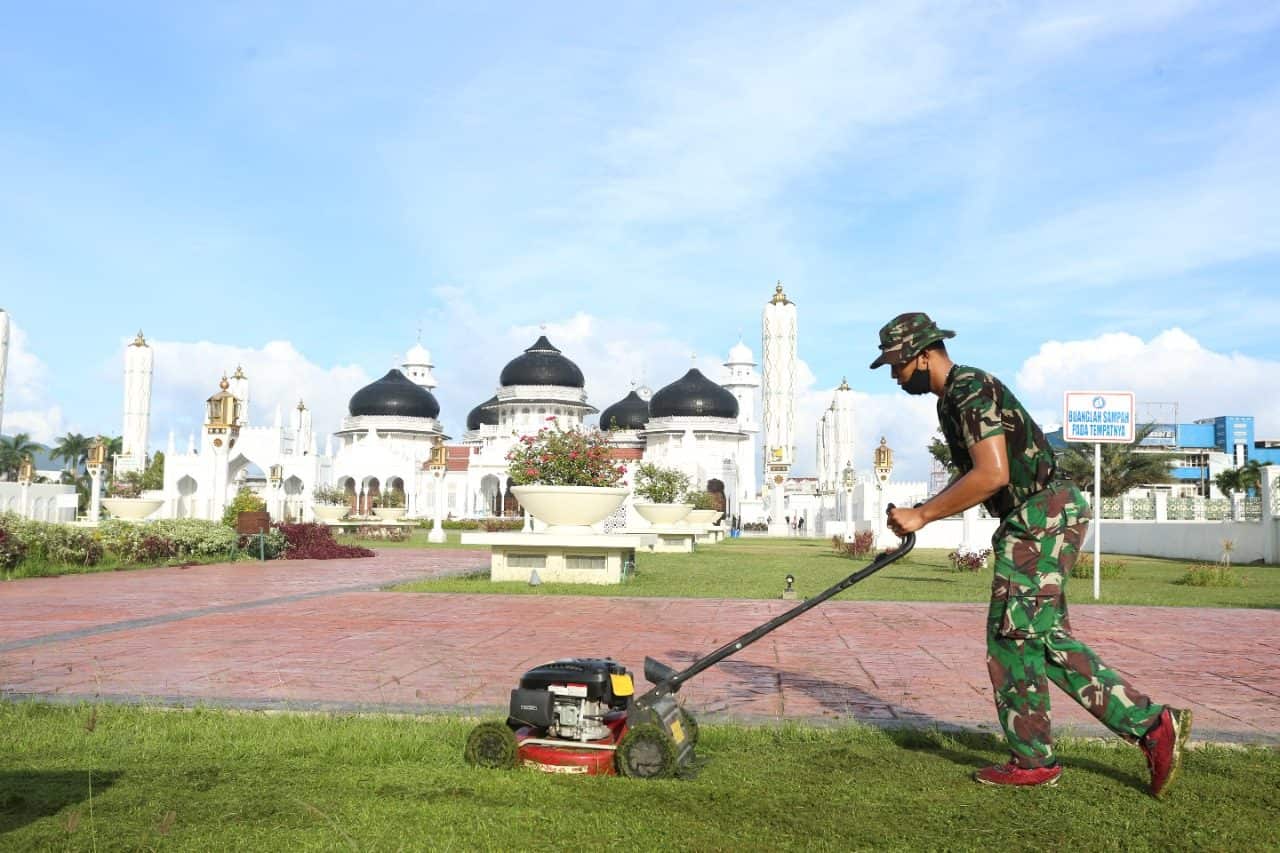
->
[869, 312, 955, 369]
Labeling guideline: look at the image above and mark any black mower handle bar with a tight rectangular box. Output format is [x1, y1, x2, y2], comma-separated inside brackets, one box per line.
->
[643, 505, 916, 692]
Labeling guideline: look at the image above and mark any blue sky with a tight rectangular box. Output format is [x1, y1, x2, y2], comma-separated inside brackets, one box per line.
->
[3, 1, 1279, 481]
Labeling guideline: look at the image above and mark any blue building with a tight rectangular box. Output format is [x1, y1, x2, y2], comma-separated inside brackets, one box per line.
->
[1047, 414, 1280, 497]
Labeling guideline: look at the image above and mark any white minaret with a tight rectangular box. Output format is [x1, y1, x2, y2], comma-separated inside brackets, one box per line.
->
[403, 341, 438, 390]
[0, 308, 9, 437]
[229, 365, 250, 426]
[762, 281, 797, 535]
[118, 331, 154, 475]
[723, 338, 761, 505]
[832, 377, 855, 482]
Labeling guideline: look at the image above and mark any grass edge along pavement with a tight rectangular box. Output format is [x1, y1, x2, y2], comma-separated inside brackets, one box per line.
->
[3, 703, 1279, 851]
[393, 536, 1280, 609]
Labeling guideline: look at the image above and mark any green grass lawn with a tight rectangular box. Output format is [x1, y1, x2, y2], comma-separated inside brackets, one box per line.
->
[394, 536, 1280, 609]
[3, 703, 1276, 852]
[335, 527, 489, 550]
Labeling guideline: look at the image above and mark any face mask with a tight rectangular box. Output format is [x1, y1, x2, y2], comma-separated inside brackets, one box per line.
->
[902, 362, 932, 395]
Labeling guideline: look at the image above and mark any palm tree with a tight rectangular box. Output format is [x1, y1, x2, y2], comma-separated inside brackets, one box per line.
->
[1215, 459, 1265, 498]
[1055, 422, 1177, 497]
[52, 432, 92, 476]
[103, 435, 124, 481]
[0, 433, 43, 481]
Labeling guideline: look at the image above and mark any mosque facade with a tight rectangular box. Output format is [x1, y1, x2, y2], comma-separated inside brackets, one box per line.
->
[148, 283, 877, 530]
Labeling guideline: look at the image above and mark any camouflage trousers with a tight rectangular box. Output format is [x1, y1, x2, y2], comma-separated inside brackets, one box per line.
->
[986, 484, 1163, 768]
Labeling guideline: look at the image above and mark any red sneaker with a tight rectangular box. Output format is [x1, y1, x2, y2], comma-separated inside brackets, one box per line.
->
[1140, 707, 1192, 798]
[974, 761, 1062, 787]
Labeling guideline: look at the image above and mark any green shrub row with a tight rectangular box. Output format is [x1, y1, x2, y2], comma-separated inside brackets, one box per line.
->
[0, 513, 287, 576]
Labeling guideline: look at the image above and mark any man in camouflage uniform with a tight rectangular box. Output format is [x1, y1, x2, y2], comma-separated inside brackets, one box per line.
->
[870, 312, 1192, 794]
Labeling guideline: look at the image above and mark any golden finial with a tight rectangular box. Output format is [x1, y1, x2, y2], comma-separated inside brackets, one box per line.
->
[297, 399, 307, 411]
[219, 374, 230, 391]
[770, 281, 792, 305]
[232, 365, 246, 380]
[838, 377, 850, 391]
[131, 330, 147, 346]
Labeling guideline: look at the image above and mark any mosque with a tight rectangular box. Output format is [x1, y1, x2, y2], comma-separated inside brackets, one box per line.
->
[139, 283, 877, 531]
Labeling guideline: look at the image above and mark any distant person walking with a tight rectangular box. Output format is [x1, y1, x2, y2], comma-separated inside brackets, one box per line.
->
[871, 312, 1191, 796]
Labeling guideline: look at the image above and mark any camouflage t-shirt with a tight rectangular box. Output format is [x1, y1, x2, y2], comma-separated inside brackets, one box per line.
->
[938, 365, 1057, 519]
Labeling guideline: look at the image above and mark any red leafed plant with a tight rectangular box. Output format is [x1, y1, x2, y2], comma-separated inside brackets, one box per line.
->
[277, 523, 374, 560]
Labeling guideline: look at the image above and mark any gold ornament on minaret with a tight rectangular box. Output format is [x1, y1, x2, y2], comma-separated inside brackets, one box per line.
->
[205, 375, 242, 431]
[873, 436, 894, 485]
[770, 280, 793, 305]
[131, 330, 147, 347]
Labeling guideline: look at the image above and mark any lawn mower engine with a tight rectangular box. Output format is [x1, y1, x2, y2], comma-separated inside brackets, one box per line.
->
[511, 658, 631, 743]
[464, 657, 697, 777]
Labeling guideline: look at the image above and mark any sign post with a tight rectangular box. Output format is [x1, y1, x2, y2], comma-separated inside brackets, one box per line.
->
[1063, 391, 1136, 600]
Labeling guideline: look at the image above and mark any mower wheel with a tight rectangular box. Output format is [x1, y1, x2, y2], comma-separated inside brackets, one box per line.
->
[678, 708, 700, 748]
[616, 723, 678, 779]
[464, 721, 519, 769]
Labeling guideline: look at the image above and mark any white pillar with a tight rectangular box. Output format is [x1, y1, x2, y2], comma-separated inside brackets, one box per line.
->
[428, 471, 445, 543]
[88, 464, 104, 522]
[1262, 466, 1278, 565]
[1154, 491, 1169, 523]
[844, 483, 854, 543]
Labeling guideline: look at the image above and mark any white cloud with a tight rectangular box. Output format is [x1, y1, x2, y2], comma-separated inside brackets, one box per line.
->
[119, 338, 371, 452]
[1015, 327, 1280, 436]
[1, 318, 63, 443]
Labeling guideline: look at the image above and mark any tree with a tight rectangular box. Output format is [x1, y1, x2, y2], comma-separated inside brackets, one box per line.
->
[103, 435, 124, 480]
[1055, 422, 1177, 497]
[1215, 459, 1265, 498]
[140, 451, 165, 491]
[52, 432, 91, 475]
[0, 433, 43, 480]
[928, 432, 957, 475]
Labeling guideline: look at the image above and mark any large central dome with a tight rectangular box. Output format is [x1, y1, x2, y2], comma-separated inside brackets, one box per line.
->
[649, 369, 739, 419]
[499, 336, 585, 388]
[349, 369, 440, 419]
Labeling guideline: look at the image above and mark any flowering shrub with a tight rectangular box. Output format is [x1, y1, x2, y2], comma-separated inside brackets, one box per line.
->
[832, 530, 875, 559]
[1, 515, 103, 567]
[277, 523, 375, 559]
[106, 472, 143, 499]
[481, 518, 524, 532]
[633, 463, 690, 503]
[947, 549, 992, 572]
[98, 518, 239, 560]
[0, 520, 28, 570]
[506, 421, 625, 487]
[312, 484, 348, 506]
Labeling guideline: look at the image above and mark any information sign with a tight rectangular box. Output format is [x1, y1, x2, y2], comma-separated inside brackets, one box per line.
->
[1063, 392, 1136, 444]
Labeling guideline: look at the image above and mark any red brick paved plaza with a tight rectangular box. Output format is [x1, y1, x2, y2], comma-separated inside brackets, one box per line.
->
[2, 548, 1277, 745]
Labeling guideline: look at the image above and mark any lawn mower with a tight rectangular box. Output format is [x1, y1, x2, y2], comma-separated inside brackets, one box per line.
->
[463, 521, 915, 779]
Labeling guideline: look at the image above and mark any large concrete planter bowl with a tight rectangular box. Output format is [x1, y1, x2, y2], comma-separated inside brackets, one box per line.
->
[686, 509, 722, 526]
[633, 502, 694, 526]
[511, 485, 629, 533]
[102, 498, 164, 521]
[373, 507, 407, 521]
[312, 504, 348, 523]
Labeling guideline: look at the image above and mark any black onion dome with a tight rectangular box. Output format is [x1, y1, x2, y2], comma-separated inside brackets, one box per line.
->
[349, 369, 440, 419]
[599, 390, 650, 431]
[499, 335, 585, 388]
[466, 396, 500, 431]
[649, 369, 739, 419]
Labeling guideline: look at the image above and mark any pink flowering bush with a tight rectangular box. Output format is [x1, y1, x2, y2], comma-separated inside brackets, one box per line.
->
[507, 420, 626, 487]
